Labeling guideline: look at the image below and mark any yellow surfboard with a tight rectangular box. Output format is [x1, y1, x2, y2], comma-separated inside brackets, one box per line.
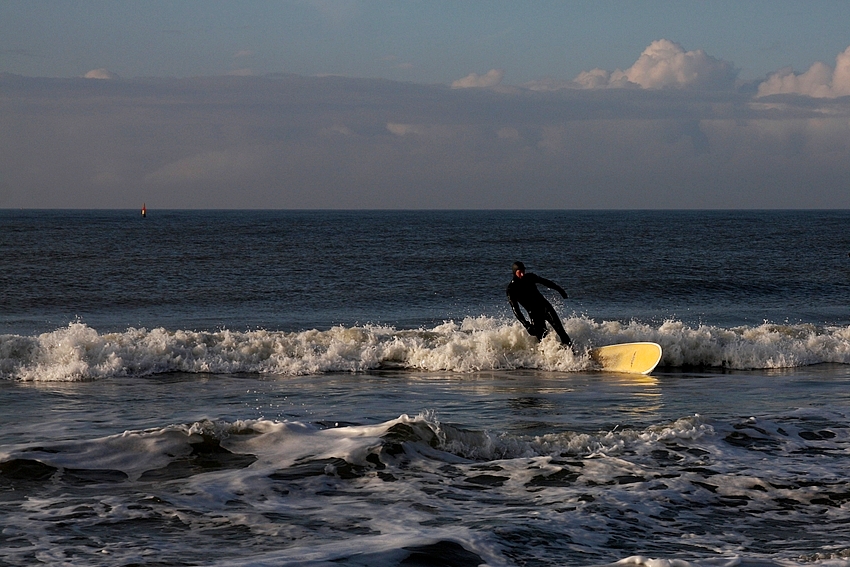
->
[590, 342, 662, 375]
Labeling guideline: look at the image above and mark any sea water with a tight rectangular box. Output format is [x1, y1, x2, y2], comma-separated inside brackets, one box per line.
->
[2, 210, 850, 567]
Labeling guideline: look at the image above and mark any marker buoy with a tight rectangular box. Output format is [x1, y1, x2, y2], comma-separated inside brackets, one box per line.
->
[141, 203, 147, 217]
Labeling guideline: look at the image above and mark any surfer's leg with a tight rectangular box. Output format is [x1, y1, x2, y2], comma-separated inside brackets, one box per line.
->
[527, 313, 546, 341]
[545, 306, 572, 348]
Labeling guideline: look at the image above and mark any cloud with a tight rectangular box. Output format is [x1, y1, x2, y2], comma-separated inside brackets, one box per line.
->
[573, 68, 612, 90]
[83, 68, 120, 80]
[613, 40, 737, 90]
[757, 45, 850, 98]
[527, 40, 737, 92]
[2, 73, 849, 209]
[451, 69, 504, 89]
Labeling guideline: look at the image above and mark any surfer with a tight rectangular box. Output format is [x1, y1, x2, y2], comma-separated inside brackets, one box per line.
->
[506, 261, 573, 349]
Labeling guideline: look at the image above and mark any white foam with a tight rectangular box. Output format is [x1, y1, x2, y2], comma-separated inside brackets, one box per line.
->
[4, 410, 850, 567]
[2, 412, 707, 481]
[3, 317, 850, 381]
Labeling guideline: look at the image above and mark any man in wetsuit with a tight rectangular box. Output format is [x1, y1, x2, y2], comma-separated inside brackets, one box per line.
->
[506, 261, 572, 349]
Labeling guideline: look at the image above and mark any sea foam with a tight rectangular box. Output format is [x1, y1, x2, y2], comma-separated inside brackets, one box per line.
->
[2, 317, 850, 381]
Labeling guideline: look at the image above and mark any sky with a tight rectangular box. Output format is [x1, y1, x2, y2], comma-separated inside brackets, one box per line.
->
[2, 0, 850, 209]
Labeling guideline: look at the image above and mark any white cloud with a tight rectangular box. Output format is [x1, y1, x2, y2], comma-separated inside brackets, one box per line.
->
[451, 69, 504, 89]
[573, 68, 612, 89]
[83, 68, 120, 80]
[557, 40, 737, 91]
[615, 40, 737, 90]
[757, 46, 850, 98]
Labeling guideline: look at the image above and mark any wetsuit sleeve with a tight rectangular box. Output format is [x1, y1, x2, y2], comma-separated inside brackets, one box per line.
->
[534, 275, 568, 298]
[506, 283, 530, 326]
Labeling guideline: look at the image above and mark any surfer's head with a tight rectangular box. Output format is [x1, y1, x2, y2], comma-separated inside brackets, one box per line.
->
[511, 261, 525, 277]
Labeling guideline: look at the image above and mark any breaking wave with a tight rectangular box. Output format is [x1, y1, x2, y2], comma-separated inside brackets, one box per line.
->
[2, 316, 850, 381]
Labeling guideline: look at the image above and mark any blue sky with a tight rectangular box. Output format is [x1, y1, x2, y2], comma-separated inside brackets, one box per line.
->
[2, 1, 850, 209]
[3, 0, 850, 85]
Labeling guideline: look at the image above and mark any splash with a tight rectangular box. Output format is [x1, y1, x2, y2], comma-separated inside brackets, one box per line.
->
[2, 317, 850, 381]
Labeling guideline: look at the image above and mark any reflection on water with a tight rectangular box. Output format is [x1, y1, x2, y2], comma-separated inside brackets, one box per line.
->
[255, 369, 673, 434]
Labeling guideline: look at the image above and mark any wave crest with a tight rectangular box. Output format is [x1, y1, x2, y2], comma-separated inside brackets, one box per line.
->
[2, 317, 850, 381]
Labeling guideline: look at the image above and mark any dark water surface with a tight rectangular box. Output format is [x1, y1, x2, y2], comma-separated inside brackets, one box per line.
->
[4, 209, 849, 334]
[2, 210, 850, 567]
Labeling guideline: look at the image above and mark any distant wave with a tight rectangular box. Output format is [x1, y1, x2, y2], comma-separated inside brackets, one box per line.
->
[2, 317, 850, 381]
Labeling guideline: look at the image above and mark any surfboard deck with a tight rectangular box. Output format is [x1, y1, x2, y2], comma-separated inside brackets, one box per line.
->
[590, 342, 662, 375]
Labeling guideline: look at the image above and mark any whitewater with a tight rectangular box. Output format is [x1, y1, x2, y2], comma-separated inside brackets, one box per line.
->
[3, 317, 850, 382]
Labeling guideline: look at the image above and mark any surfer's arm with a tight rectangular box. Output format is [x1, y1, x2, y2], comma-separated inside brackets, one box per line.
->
[506, 287, 531, 328]
[534, 275, 568, 299]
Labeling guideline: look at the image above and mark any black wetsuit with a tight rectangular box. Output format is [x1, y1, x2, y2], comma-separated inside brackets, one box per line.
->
[506, 272, 572, 347]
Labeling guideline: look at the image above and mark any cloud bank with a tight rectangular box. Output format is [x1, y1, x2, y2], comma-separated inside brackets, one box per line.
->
[758, 45, 850, 98]
[2, 74, 848, 210]
[2, 42, 850, 210]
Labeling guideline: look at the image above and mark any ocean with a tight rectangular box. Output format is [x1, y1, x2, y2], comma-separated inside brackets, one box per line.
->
[2, 209, 850, 567]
